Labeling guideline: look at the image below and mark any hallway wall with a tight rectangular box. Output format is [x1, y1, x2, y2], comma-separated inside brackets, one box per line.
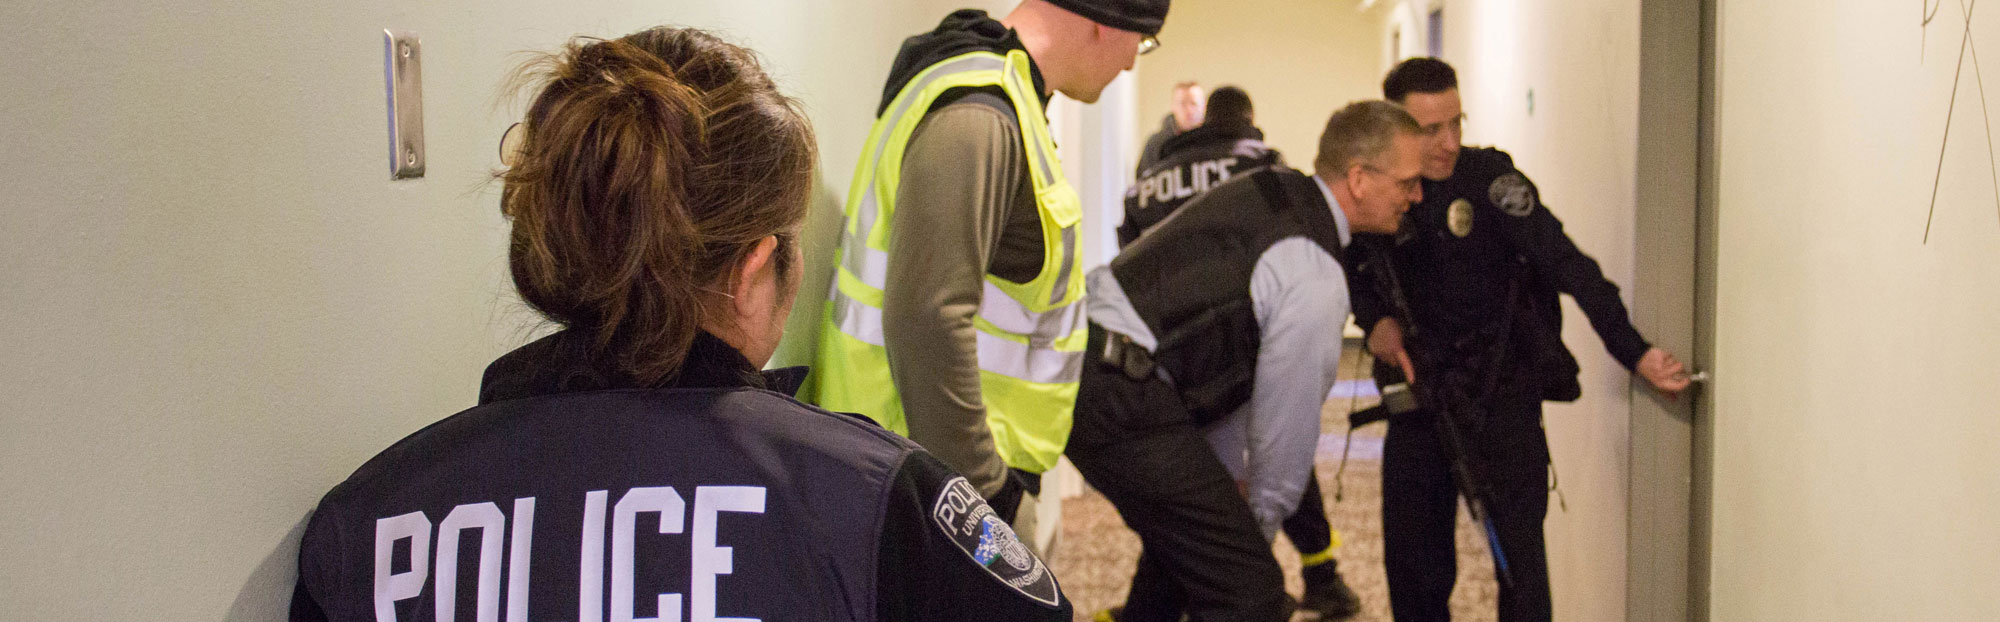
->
[1706, 1, 2000, 618]
[0, 1, 1007, 619]
[1132, 0, 1393, 168]
[1431, 1, 1646, 619]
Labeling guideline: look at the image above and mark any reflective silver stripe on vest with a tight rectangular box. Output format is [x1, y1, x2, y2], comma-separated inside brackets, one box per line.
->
[1003, 60, 1056, 185]
[980, 281, 1082, 346]
[841, 54, 1008, 291]
[831, 289, 886, 346]
[976, 330, 1084, 385]
[1049, 225, 1075, 305]
[995, 59, 1076, 306]
[974, 277, 1083, 384]
[841, 244, 890, 292]
[831, 286, 1082, 385]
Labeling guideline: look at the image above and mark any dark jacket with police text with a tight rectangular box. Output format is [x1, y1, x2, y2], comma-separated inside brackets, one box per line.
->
[290, 331, 1070, 622]
[1119, 120, 1284, 246]
[1346, 147, 1650, 403]
[1135, 113, 1179, 175]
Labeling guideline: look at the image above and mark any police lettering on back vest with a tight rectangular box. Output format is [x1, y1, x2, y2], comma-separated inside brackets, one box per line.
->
[1118, 120, 1282, 246]
[810, 49, 1087, 475]
[290, 331, 1071, 622]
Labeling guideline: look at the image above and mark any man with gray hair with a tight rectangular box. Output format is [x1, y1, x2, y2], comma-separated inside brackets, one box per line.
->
[1067, 100, 1425, 622]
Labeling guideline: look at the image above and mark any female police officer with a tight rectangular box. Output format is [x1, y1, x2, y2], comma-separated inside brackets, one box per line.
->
[290, 27, 1069, 622]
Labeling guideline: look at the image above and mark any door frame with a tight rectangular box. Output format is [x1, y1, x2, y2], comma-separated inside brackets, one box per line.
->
[1626, 0, 1711, 620]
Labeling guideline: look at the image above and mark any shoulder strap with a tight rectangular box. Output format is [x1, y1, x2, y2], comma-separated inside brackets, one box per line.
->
[1255, 170, 1344, 256]
[1249, 167, 1291, 215]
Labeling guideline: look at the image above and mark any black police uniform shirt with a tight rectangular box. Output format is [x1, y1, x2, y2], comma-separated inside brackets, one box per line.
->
[1346, 147, 1650, 401]
[1119, 120, 1284, 246]
[289, 330, 1071, 622]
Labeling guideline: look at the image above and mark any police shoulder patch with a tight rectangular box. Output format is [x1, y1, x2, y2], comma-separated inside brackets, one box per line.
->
[931, 476, 1061, 606]
[1488, 172, 1538, 217]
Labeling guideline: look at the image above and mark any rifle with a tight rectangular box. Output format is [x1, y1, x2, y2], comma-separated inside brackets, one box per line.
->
[1346, 240, 1516, 590]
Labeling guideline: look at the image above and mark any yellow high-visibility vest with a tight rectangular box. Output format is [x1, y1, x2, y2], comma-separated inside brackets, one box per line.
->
[806, 49, 1087, 474]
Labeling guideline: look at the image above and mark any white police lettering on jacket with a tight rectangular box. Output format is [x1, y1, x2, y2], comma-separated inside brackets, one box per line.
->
[1134, 157, 1240, 209]
[371, 486, 766, 622]
[295, 329, 1072, 622]
[1118, 122, 1283, 246]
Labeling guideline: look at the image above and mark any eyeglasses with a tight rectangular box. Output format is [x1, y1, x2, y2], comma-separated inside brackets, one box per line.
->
[1362, 164, 1423, 195]
[1138, 36, 1160, 56]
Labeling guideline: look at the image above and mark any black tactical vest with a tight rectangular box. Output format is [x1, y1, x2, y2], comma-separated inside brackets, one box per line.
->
[1110, 167, 1344, 423]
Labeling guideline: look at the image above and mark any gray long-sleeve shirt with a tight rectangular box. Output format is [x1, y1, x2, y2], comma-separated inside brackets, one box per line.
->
[880, 92, 1046, 499]
[1086, 174, 1353, 539]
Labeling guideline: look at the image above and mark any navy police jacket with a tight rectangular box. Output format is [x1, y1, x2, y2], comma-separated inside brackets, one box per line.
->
[1346, 147, 1650, 403]
[1120, 120, 1284, 246]
[290, 330, 1070, 622]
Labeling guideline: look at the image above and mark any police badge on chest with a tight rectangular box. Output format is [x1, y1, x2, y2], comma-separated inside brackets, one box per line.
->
[1448, 198, 1474, 237]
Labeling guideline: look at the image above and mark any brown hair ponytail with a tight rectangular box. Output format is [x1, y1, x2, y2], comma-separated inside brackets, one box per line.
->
[499, 27, 816, 384]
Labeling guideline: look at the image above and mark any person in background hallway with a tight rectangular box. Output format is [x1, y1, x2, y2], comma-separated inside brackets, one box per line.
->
[289, 27, 1069, 622]
[1349, 57, 1693, 622]
[1137, 80, 1205, 173]
[808, 0, 1170, 540]
[1121, 85, 1281, 245]
[1072, 100, 1425, 622]
[1117, 84, 1361, 620]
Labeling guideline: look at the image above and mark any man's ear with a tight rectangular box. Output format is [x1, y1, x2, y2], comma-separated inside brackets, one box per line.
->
[731, 235, 780, 314]
[1345, 164, 1369, 197]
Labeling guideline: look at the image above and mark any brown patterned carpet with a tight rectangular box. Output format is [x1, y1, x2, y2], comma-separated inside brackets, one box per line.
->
[1047, 345, 1499, 622]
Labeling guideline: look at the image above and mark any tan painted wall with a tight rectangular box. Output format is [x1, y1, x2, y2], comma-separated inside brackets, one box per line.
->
[1432, 1, 1645, 619]
[0, 1, 1007, 619]
[1706, 1, 2000, 618]
[1133, 0, 1393, 171]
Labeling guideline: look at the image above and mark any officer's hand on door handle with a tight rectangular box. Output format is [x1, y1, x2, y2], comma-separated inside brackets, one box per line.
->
[1637, 347, 1692, 400]
[1368, 317, 1417, 384]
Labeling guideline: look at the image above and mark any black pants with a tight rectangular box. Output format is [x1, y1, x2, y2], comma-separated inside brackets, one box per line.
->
[1068, 325, 1287, 622]
[1381, 394, 1552, 622]
[1283, 472, 1335, 559]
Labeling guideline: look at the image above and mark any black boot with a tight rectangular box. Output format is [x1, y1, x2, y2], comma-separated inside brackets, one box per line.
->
[1300, 558, 1362, 620]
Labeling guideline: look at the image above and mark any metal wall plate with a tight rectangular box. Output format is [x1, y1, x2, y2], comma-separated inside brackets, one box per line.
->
[384, 29, 424, 179]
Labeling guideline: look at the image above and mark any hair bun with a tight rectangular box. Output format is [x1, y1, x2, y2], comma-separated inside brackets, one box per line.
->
[497, 27, 816, 384]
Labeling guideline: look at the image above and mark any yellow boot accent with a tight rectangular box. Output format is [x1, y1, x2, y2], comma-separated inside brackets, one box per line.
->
[1300, 526, 1345, 567]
